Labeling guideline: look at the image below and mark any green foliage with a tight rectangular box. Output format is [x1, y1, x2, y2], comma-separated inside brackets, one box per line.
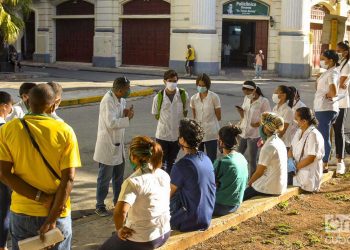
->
[0, 0, 32, 44]
[273, 223, 292, 235]
[277, 201, 289, 210]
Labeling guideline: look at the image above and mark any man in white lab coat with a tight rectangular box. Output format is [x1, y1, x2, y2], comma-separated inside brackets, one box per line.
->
[93, 77, 134, 217]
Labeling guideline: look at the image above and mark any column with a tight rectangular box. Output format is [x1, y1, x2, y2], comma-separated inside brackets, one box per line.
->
[93, 0, 117, 68]
[169, 0, 219, 75]
[277, 0, 311, 78]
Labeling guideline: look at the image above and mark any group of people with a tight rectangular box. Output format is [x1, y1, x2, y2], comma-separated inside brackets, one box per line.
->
[0, 42, 348, 250]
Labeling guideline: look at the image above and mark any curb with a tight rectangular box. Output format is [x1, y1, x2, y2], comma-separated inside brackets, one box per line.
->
[158, 171, 335, 250]
[60, 88, 154, 107]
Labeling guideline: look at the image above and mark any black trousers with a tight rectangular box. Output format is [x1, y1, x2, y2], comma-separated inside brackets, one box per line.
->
[156, 139, 180, 175]
[332, 108, 348, 159]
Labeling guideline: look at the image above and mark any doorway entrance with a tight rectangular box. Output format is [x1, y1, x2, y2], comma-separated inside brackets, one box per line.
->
[222, 20, 268, 70]
[21, 11, 35, 60]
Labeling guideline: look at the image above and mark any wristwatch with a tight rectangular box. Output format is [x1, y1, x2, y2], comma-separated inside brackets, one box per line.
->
[35, 190, 42, 202]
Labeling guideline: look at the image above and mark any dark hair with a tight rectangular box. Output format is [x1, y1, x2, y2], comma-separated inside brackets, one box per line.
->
[296, 107, 318, 127]
[289, 86, 300, 102]
[28, 84, 56, 113]
[218, 125, 242, 150]
[113, 77, 130, 91]
[278, 85, 293, 108]
[242, 80, 264, 97]
[129, 136, 163, 172]
[337, 41, 350, 71]
[47, 81, 63, 97]
[179, 118, 204, 149]
[164, 69, 178, 81]
[19, 82, 36, 96]
[0, 91, 12, 105]
[323, 50, 340, 67]
[196, 73, 211, 89]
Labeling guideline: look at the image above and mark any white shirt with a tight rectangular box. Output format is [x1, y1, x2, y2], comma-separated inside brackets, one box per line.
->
[6, 100, 27, 121]
[190, 91, 221, 142]
[338, 59, 350, 108]
[291, 126, 324, 192]
[118, 167, 171, 242]
[0, 117, 5, 125]
[314, 67, 340, 112]
[93, 91, 129, 166]
[240, 96, 271, 139]
[272, 102, 294, 147]
[224, 44, 232, 56]
[252, 135, 288, 195]
[290, 100, 307, 137]
[152, 88, 189, 141]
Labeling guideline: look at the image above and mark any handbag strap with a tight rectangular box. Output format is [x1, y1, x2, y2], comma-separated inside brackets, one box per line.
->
[20, 119, 61, 181]
[298, 128, 315, 162]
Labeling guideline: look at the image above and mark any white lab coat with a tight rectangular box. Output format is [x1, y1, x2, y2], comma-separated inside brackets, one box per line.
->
[291, 126, 324, 192]
[93, 91, 130, 166]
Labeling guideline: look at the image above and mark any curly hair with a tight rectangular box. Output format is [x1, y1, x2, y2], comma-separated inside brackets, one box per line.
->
[179, 118, 204, 149]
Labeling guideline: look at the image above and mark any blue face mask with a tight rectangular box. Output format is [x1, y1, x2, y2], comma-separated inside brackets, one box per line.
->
[259, 125, 268, 142]
[123, 89, 131, 99]
[129, 156, 138, 171]
[197, 86, 207, 94]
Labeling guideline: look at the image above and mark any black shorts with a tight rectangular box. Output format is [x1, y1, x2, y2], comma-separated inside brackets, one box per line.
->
[186, 60, 195, 67]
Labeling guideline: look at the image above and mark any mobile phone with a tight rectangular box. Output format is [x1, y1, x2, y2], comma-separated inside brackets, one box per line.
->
[235, 105, 243, 110]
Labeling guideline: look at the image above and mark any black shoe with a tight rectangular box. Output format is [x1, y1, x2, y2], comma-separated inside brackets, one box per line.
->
[95, 207, 110, 217]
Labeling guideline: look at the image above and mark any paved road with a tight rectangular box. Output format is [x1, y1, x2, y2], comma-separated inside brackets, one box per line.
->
[54, 78, 349, 215]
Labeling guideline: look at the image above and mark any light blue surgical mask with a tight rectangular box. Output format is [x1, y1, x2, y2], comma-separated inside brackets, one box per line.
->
[197, 86, 207, 94]
[259, 125, 268, 142]
[129, 156, 138, 171]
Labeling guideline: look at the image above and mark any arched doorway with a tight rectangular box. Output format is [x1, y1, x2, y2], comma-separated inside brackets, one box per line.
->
[122, 0, 170, 67]
[310, 4, 330, 68]
[21, 11, 35, 60]
[56, 0, 94, 62]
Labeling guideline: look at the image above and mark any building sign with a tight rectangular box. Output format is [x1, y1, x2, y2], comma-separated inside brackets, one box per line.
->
[223, 0, 270, 16]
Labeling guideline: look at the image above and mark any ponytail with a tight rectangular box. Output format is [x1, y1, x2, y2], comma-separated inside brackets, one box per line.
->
[338, 41, 350, 71]
[256, 86, 264, 97]
[218, 124, 242, 150]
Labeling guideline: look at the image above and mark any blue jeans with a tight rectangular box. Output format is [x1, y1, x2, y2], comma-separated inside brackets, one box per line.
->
[0, 182, 10, 247]
[199, 140, 218, 163]
[10, 212, 72, 250]
[213, 203, 239, 216]
[96, 161, 125, 209]
[238, 137, 259, 177]
[315, 111, 338, 163]
[255, 65, 262, 78]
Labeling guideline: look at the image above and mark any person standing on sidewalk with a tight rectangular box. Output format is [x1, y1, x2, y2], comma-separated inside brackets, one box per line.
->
[223, 42, 232, 66]
[314, 50, 339, 173]
[254, 50, 264, 79]
[185, 45, 195, 77]
[0, 84, 81, 250]
[334, 41, 350, 174]
[152, 70, 189, 174]
[191, 73, 221, 162]
[6, 82, 36, 121]
[0, 91, 13, 250]
[237, 81, 270, 177]
[47, 81, 64, 122]
[94, 77, 134, 217]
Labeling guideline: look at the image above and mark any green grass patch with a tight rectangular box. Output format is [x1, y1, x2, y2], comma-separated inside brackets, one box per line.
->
[325, 193, 350, 202]
[273, 223, 292, 235]
[277, 201, 289, 210]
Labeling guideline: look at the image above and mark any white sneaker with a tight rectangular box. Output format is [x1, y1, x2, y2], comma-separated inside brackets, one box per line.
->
[336, 162, 346, 175]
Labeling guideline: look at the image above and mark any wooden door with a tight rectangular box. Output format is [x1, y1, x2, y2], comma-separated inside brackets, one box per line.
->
[56, 19, 94, 62]
[21, 11, 35, 60]
[255, 21, 268, 70]
[122, 19, 170, 67]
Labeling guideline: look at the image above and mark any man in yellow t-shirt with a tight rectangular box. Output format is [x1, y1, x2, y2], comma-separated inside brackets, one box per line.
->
[0, 84, 81, 250]
[185, 44, 195, 77]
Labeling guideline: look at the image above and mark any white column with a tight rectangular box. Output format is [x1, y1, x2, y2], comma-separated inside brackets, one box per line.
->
[278, 0, 311, 78]
[190, 0, 216, 30]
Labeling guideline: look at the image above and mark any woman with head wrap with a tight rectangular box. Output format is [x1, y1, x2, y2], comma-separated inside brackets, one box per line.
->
[243, 112, 288, 201]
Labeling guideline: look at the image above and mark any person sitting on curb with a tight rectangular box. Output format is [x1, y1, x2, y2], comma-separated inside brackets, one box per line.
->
[288, 107, 324, 192]
[243, 112, 287, 201]
[100, 136, 170, 250]
[170, 119, 216, 232]
[213, 124, 248, 216]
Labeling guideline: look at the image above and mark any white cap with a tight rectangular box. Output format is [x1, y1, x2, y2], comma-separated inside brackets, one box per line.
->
[259, 50, 263, 53]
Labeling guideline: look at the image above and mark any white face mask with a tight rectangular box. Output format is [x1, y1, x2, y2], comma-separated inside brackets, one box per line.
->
[338, 53, 343, 61]
[320, 60, 328, 69]
[246, 93, 255, 100]
[272, 93, 280, 104]
[166, 82, 177, 91]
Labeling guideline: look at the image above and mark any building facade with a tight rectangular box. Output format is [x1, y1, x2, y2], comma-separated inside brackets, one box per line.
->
[16, 0, 350, 78]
